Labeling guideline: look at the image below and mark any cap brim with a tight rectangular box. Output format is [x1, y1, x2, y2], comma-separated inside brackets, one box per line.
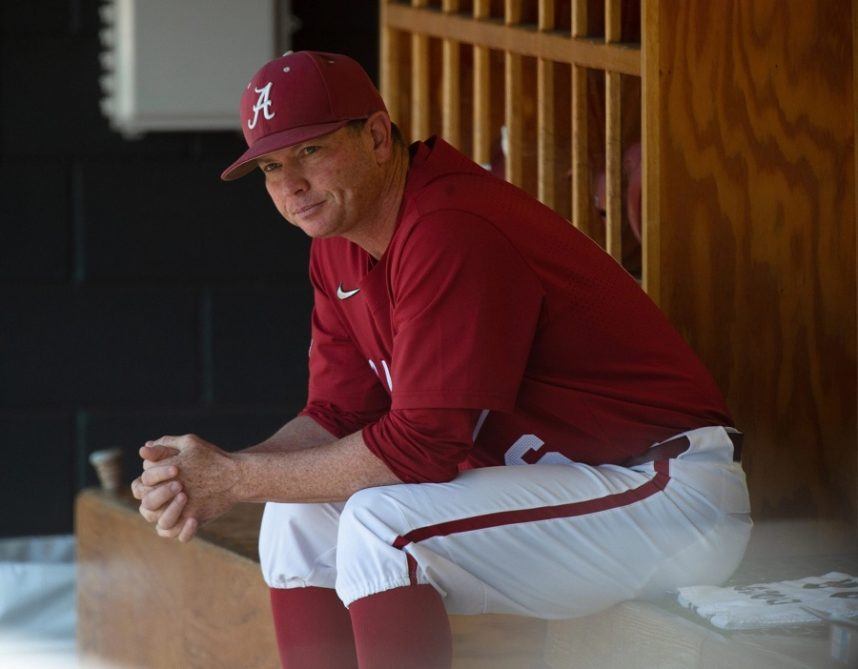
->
[220, 119, 353, 181]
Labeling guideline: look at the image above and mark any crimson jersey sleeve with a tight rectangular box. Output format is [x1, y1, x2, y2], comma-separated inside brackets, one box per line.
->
[387, 210, 545, 411]
[300, 249, 390, 438]
[363, 407, 481, 483]
[358, 211, 544, 481]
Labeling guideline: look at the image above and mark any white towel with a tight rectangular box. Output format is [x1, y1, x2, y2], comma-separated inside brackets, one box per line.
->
[677, 572, 858, 630]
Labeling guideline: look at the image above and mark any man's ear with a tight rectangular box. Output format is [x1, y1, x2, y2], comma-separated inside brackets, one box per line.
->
[366, 111, 393, 161]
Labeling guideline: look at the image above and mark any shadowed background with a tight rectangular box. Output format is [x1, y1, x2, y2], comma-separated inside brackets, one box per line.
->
[0, 0, 378, 537]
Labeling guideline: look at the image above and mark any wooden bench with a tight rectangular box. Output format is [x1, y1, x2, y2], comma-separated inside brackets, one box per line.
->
[76, 489, 849, 668]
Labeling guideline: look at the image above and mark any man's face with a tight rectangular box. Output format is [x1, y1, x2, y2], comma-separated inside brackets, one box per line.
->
[257, 124, 382, 240]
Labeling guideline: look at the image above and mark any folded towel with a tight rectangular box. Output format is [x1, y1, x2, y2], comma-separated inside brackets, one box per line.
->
[677, 572, 858, 630]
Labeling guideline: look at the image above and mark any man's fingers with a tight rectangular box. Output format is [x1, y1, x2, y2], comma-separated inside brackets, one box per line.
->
[139, 505, 160, 524]
[141, 480, 182, 511]
[150, 436, 183, 448]
[178, 517, 198, 543]
[143, 454, 177, 471]
[130, 477, 146, 500]
[139, 444, 180, 462]
[156, 524, 183, 539]
[156, 515, 195, 541]
[141, 464, 179, 487]
[143, 457, 174, 471]
[131, 477, 159, 501]
[156, 492, 187, 531]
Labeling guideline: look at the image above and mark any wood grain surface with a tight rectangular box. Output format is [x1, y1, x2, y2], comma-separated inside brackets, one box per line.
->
[442, 0, 462, 149]
[76, 490, 277, 669]
[651, 0, 856, 521]
[76, 489, 549, 668]
[543, 600, 827, 669]
[384, 3, 642, 75]
[381, 0, 854, 526]
[641, 0, 661, 295]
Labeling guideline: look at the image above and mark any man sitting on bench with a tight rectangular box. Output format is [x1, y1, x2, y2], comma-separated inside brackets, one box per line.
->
[131, 51, 751, 669]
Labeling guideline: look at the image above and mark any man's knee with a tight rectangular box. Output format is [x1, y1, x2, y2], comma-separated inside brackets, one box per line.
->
[336, 486, 418, 606]
[259, 502, 342, 589]
[337, 485, 415, 562]
[261, 501, 340, 543]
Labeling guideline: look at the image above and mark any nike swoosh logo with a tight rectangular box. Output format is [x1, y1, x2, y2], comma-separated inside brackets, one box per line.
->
[336, 283, 361, 300]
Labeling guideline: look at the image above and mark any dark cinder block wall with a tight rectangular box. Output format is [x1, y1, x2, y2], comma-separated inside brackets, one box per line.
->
[0, 0, 378, 537]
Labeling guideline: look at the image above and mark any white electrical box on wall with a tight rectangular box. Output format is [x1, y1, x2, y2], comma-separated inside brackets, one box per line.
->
[99, 0, 287, 137]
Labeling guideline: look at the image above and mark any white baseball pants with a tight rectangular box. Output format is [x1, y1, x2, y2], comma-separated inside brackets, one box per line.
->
[258, 426, 752, 618]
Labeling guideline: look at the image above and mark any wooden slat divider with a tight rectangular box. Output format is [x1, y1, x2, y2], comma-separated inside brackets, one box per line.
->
[537, 0, 556, 207]
[606, 0, 622, 42]
[539, 0, 555, 29]
[641, 0, 659, 296]
[442, 0, 461, 148]
[504, 0, 523, 186]
[473, 0, 491, 166]
[605, 0, 623, 259]
[383, 0, 645, 247]
[505, 0, 522, 26]
[852, 0, 858, 408]
[605, 72, 622, 258]
[411, 0, 431, 141]
[571, 0, 590, 232]
[380, 2, 401, 125]
[473, 0, 490, 17]
[385, 3, 640, 76]
[573, 0, 587, 36]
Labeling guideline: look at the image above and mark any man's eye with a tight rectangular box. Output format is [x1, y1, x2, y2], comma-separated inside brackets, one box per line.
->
[302, 146, 319, 156]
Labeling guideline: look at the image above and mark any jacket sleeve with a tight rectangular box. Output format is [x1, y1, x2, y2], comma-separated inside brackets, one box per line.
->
[299, 247, 390, 437]
[362, 407, 482, 483]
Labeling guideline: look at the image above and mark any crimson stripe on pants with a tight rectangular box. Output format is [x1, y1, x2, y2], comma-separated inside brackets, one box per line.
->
[406, 553, 419, 585]
[392, 460, 671, 567]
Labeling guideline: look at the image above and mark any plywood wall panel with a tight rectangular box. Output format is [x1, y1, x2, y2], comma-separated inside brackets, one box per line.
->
[653, 0, 856, 521]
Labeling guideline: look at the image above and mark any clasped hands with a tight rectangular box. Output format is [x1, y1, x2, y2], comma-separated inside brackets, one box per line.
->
[130, 434, 241, 542]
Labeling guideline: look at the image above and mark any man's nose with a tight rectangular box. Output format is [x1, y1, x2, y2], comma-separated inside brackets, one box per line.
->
[281, 171, 309, 195]
[270, 163, 309, 195]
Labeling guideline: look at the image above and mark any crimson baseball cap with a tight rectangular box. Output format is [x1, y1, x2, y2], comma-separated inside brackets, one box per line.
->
[221, 51, 388, 181]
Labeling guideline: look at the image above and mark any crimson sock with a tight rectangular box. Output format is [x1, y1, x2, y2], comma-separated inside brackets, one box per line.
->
[348, 584, 452, 669]
[269, 586, 358, 669]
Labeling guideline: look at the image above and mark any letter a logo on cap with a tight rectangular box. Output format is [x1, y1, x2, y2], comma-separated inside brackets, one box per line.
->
[248, 82, 275, 130]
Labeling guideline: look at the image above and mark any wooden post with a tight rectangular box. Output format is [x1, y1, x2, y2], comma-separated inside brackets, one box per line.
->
[605, 0, 623, 260]
[538, 0, 556, 208]
[411, 0, 430, 141]
[442, 0, 461, 149]
[379, 1, 401, 124]
[641, 0, 660, 298]
[571, 0, 590, 232]
[473, 0, 491, 166]
[852, 0, 858, 526]
[504, 0, 523, 186]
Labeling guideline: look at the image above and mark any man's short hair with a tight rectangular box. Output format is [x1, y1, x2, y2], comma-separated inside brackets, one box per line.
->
[346, 118, 405, 146]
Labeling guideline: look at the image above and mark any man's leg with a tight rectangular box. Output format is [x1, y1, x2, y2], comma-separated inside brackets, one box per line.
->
[334, 427, 751, 621]
[260, 426, 751, 667]
[259, 501, 358, 669]
[269, 587, 358, 669]
[348, 584, 452, 669]
[260, 499, 451, 669]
